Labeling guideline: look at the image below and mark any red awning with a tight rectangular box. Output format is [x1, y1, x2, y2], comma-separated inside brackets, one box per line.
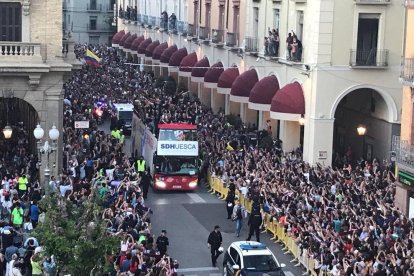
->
[249, 75, 280, 105]
[217, 67, 239, 88]
[204, 62, 224, 84]
[123, 34, 137, 50]
[137, 38, 152, 54]
[152, 42, 168, 60]
[230, 69, 259, 103]
[145, 40, 160, 57]
[179, 52, 198, 73]
[111, 30, 125, 45]
[119, 32, 131, 47]
[169, 47, 188, 66]
[131, 36, 145, 51]
[160, 44, 178, 64]
[270, 82, 305, 115]
[191, 57, 210, 78]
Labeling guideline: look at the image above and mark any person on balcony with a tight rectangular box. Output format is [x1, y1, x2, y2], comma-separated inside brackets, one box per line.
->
[286, 32, 294, 60]
[161, 11, 169, 30]
[169, 13, 177, 31]
[264, 37, 270, 56]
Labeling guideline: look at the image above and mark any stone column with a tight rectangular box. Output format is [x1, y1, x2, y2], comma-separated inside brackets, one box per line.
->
[210, 88, 215, 112]
[303, 117, 335, 166]
[225, 94, 230, 115]
[44, 80, 64, 178]
[279, 121, 301, 153]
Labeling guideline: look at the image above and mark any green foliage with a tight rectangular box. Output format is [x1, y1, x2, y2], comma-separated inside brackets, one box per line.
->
[33, 193, 119, 275]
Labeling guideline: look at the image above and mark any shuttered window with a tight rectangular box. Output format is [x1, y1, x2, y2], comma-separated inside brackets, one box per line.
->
[0, 2, 22, 41]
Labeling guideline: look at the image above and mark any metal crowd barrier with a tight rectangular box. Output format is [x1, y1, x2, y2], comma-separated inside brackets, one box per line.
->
[207, 174, 323, 276]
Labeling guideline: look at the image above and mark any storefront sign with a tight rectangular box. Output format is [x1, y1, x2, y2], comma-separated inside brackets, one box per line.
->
[157, 141, 198, 156]
[74, 121, 89, 129]
[399, 171, 414, 187]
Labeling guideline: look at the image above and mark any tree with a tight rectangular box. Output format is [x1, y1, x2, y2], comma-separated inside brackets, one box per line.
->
[33, 192, 119, 275]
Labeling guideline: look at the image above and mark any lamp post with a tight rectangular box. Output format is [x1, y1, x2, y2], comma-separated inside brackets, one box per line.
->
[33, 124, 60, 196]
[357, 125, 366, 160]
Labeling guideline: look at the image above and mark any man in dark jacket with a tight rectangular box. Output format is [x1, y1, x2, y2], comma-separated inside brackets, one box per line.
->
[246, 201, 262, 242]
[156, 230, 169, 256]
[140, 169, 152, 199]
[207, 225, 223, 267]
[225, 186, 236, 219]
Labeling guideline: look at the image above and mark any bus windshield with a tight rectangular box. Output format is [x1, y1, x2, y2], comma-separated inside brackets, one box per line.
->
[155, 156, 198, 175]
[158, 129, 197, 141]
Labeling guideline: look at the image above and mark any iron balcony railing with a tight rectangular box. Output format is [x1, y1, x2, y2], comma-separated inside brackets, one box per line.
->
[87, 3, 102, 11]
[148, 16, 156, 28]
[155, 17, 161, 29]
[245, 36, 259, 52]
[168, 20, 178, 32]
[142, 15, 148, 26]
[226, 32, 238, 47]
[212, 29, 225, 44]
[137, 14, 143, 24]
[198, 26, 210, 40]
[392, 136, 414, 171]
[119, 9, 137, 21]
[354, 0, 390, 3]
[401, 58, 414, 85]
[188, 24, 197, 37]
[349, 49, 389, 67]
[176, 21, 187, 34]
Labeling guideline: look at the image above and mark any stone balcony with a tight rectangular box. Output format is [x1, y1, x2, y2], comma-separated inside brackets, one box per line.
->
[0, 40, 80, 89]
[0, 42, 43, 63]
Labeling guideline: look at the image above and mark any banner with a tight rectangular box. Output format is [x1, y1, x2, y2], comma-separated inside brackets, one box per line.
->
[157, 141, 198, 156]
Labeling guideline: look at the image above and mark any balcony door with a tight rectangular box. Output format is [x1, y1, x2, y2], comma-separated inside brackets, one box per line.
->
[0, 2, 21, 41]
[253, 7, 259, 38]
[357, 14, 379, 66]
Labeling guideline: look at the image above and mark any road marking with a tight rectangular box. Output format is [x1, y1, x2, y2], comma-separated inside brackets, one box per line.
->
[284, 272, 295, 276]
[209, 273, 222, 276]
[186, 193, 206, 203]
[176, 267, 219, 273]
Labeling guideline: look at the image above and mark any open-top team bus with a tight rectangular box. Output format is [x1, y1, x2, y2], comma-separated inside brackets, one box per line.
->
[153, 123, 199, 191]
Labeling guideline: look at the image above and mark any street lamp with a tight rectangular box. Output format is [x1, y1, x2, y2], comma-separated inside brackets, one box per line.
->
[2, 125, 12, 139]
[357, 124, 366, 159]
[33, 124, 60, 196]
[357, 125, 366, 136]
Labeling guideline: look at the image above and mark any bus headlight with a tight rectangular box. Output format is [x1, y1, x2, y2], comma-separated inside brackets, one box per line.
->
[155, 181, 166, 188]
[188, 181, 197, 188]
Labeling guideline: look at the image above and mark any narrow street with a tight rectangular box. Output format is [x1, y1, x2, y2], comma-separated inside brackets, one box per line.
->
[99, 122, 302, 276]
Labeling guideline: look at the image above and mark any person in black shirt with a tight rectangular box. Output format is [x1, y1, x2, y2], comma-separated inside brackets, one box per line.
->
[207, 225, 223, 267]
[156, 230, 169, 256]
[246, 202, 262, 242]
[225, 186, 236, 219]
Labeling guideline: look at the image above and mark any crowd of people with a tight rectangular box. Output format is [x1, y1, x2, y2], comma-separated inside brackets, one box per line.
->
[0, 35, 410, 276]
[206, 126, 412, 274]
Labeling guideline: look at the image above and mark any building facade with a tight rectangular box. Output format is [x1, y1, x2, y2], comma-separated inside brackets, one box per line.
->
[63, 0, 117, 44]
[394, 1, 414, 217]
[116, 0, 404, 167]
[0, 0, 79, 176]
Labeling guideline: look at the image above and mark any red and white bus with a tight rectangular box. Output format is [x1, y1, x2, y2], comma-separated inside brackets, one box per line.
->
[153, 123, 199, 191]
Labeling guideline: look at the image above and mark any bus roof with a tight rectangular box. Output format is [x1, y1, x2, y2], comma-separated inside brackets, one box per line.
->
[112, 103, 134, 111]
[158, 123, 197, 130]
